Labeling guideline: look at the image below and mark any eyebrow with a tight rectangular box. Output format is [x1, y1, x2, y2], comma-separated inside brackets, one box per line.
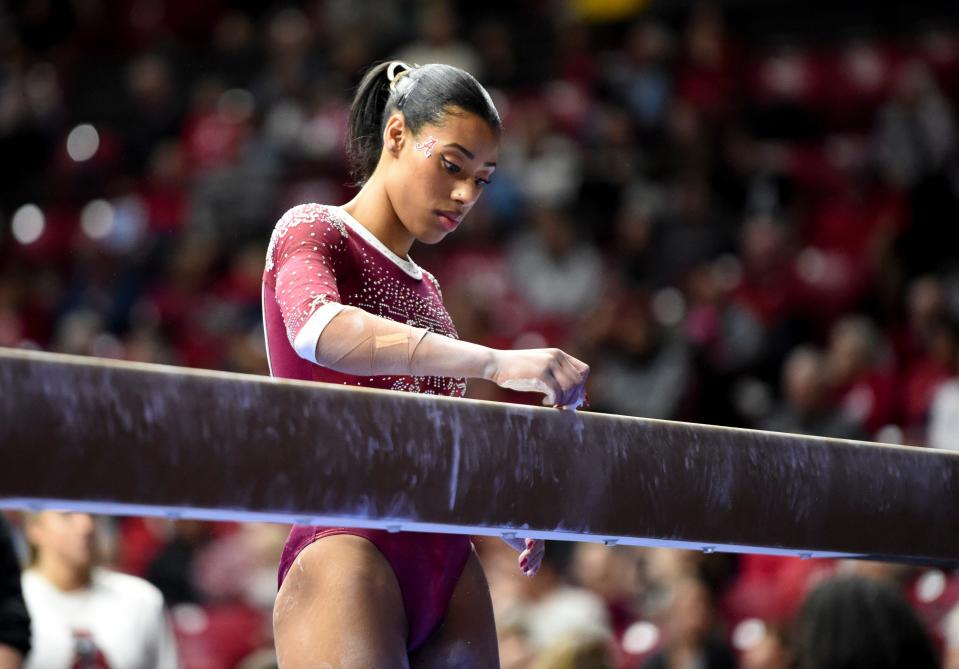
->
[443, 142, 497, 167]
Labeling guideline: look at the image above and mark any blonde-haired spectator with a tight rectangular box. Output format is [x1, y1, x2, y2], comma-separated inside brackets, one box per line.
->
[21, 512, 178, 669]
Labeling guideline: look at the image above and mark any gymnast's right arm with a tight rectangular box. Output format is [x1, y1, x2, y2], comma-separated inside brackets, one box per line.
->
[269, 207, 588, 408]
[308, 305, 589, 408]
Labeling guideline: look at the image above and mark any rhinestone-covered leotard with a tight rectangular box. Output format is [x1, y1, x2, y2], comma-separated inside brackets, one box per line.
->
[263, 203, 471, 651]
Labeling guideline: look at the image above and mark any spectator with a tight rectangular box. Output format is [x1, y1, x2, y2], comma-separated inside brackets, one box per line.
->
[642, 576, 736, 669]
[588, 294, 690, 420]
[145, 520, 213, 606]
[506, 205, 603, 320]
[396, 1, 481, 75]
[507, 105, 584, 209]
[649, 173, 729, 288]
[609, 21, 675, 134]
[530, 632, 616, 669]
[876, 62, 959, 277]
[674, 3, 737, 123]
[928, 364, 959, 450]
[760, 346, 867, 440]
[479, 540, 611, 663]
[825, 315, 895, 437]
[793, 575, 939, 669]
[571, 544, 645, 638]
[875, 61, 955, 190]
[21, 512, 178, 668]
[899, 317, 959, 441]
[740, 625, 792, 669]
[0, 516, 30, 669]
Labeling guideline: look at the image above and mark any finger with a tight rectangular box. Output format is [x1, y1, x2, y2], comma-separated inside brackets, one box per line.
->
[566, 355, 590, 376]
[567, 379, 588, 406]
[557, 380, 586, 411]
[543, 363, 574, 407]
[560, 356, 590, 398]
[520, 544, 543, 558]
[553, 366, 583, 408]
[540, 370, 561, 406]
[561, 386, 587, 411]
[559, 354, 588, 382]
[523, 554, 544, 577]
[519, 546, 543, 563]
[520, 554, 540, 574]
[522, 539, 544, 565]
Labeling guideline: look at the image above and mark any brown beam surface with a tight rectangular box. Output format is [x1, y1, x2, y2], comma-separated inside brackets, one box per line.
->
[1, 347, 957, 562]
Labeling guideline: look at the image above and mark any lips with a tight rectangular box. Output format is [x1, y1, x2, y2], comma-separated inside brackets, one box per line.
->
[435, 211, 461, 231]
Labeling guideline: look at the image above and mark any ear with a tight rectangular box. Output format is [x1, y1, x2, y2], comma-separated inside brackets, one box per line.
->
[383, 113, 407, 157]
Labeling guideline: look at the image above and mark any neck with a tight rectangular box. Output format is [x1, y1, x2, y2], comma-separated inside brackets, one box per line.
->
[33, 556, 92, 592]
[342, 173, 415, 258]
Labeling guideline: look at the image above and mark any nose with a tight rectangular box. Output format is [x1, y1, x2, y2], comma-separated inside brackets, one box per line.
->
[451, 181, 480, 207]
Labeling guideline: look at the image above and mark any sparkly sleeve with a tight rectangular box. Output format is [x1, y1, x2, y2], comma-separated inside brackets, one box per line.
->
[266, 204, 351, 360]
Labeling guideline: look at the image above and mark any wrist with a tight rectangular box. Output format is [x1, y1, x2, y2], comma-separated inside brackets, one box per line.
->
[480, 347, 499, 381]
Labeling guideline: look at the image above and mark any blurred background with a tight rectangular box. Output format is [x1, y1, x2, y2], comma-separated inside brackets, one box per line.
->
[1, 0, 959, 666]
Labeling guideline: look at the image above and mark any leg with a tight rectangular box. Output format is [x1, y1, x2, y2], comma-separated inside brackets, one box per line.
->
[409, 549, 500, 669]
[273, 534, 410, 668]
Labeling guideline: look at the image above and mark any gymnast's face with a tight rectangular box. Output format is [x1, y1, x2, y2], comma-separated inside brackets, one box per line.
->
[382, 108, 499, 244]
[27, 511, 97, 571]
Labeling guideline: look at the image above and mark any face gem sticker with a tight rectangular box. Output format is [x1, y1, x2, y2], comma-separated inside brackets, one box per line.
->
[414, 136, 438, 158]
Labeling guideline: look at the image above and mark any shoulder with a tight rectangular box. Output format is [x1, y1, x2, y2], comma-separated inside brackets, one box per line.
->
[20, 569, 46, 597]
[271, 203, 351, 241]
[422, 269, 443, 299]
[276, 203, 349, 236]
[93, 568, 165, 610]
[266, 203, 351, 271]
[932, 380, 959, 411]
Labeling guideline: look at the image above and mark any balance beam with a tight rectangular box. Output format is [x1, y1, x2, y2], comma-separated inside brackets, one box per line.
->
[1, 347, 956, 563]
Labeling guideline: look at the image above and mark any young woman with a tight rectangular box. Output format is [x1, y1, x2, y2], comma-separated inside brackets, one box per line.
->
[263, 61, 589, 666]
[21, 512, 177, 668]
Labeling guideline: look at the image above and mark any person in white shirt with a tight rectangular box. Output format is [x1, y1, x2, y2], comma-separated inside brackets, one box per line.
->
[929, 378, 959, 451]
[20, 512, 178, 669]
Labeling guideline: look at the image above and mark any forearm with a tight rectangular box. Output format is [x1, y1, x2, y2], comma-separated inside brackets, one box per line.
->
[307, 304, 590, 408]
[313, 305, 495, 379]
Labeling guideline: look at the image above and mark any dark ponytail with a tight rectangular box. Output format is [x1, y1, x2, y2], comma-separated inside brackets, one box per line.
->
[347, 61, 501, 184]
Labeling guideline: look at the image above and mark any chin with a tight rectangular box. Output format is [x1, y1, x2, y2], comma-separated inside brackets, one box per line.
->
[418, 228, 450, 245]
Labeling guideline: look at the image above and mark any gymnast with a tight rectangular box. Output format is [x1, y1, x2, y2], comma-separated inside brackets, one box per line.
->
[262, 60, 589, 666]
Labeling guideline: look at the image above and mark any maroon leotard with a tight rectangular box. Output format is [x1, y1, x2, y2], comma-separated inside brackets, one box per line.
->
[263, 203, 471, 651]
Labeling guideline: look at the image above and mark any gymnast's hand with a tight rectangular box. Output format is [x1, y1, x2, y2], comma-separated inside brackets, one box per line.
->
[503, 537, 546, 577]
[485, 348, 589, 409]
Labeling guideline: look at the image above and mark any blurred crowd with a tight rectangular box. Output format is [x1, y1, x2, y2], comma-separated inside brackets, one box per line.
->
[1, 0, 959, 667]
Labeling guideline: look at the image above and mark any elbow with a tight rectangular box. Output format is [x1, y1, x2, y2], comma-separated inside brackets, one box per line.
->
[291, 302, 346, 365]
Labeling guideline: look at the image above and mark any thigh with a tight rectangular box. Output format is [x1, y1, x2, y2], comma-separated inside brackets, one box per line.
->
[409, 549, 500, 669]
[273, 533, 410, 669]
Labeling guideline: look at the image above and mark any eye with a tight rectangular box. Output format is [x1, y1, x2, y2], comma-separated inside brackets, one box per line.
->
[440, 156, 461, 174]
[475, 176, 491, 187]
